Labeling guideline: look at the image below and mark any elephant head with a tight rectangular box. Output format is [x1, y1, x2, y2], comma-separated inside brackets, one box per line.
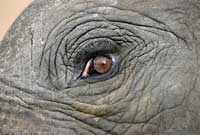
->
[0, 0, 200, 135]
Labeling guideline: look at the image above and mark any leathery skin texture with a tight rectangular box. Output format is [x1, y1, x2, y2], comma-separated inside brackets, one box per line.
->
[0, 0, 200, 135]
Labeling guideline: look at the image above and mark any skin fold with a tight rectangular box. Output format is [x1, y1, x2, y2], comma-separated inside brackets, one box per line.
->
[0, 0, 200, 134]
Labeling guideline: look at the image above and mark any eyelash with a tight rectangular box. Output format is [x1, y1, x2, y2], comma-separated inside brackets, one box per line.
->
[73, 40, 119, 64]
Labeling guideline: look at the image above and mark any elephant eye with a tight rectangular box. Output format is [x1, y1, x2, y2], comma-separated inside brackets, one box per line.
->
[81, 56, 112, 78]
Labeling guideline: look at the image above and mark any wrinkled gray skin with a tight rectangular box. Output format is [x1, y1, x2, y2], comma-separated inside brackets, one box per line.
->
[0, 0, 200, 135]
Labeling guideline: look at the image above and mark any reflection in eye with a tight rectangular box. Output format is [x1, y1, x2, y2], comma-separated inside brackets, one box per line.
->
[81, 56, 111, 78]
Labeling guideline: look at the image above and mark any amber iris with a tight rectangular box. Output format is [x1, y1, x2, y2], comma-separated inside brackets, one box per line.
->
[94, 56, 111, 74]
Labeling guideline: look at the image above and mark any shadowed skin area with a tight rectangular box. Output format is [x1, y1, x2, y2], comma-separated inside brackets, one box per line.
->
[0, 0, 200, 135]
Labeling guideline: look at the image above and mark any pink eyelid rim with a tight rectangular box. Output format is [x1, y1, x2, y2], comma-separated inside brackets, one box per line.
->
[82, 59, 93, 78]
